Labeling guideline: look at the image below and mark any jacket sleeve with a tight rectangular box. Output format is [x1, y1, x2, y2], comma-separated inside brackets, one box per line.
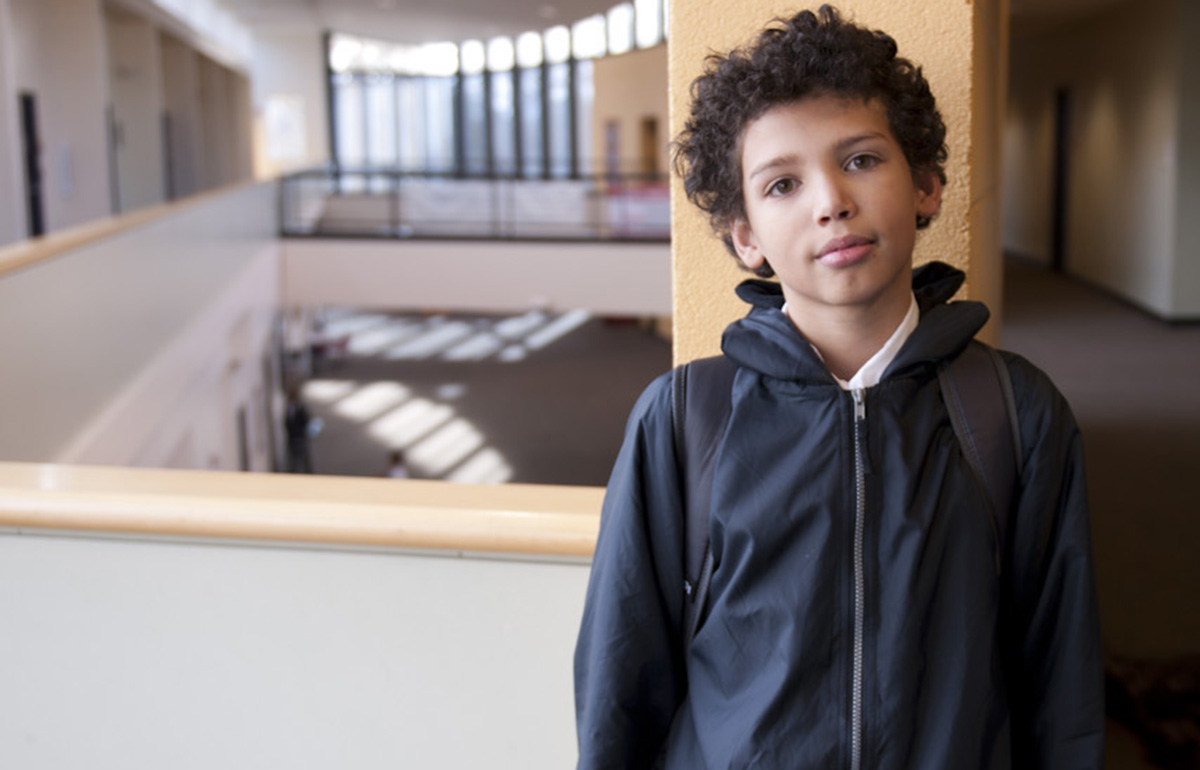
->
[575, 374, 688, 770]
[1003, 353, 1106, 769]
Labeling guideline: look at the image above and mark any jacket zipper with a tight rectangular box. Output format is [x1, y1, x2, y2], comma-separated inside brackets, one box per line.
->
[850, 388, 867, 770]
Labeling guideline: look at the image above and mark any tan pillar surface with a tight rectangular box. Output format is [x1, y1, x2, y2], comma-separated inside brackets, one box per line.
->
[669, 0, 1007, 362]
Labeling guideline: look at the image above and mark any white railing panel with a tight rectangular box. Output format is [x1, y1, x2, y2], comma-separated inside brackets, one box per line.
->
[0, 529, 587, 769]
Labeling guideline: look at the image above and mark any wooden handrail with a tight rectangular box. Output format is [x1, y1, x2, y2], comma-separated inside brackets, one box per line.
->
[0, 462, 603, 558]
[0, 181, 264, 279]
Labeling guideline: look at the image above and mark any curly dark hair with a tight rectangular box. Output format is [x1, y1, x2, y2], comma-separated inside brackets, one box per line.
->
[673, 5, 948, 277]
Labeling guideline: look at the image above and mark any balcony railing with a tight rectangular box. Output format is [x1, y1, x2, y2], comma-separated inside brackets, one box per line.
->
[0, 461, 600, 768]
[279, 168, 671, 242]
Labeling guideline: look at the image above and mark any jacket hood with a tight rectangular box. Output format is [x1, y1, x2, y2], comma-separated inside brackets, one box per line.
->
[721, 261, 990, 382]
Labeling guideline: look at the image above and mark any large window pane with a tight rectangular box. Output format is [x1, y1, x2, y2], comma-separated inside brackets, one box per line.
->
[396, 77, 423, 171]
[491, 70, 516, 175]
[460, 39, 485, 74]
[423, 76, 457, 172]
[518, 67, 543, 177]
[332, 73, 366, 191]
[516, 31, 543, 68]
[635, 0, 663, 48]
[572, 15, 606, 59]
[334, 73, 365, 167]
[574, 59, 594, 175]
[367, 76, 397, 167]
[608, 4, 634, 55]
[546, 62, 571, 178]
[461, 73, 487, 174]
[416, 42, 458, 76]
[487, 36, 514, 71]
[544, 26, 570, 65]
[329, 34, 362, 73]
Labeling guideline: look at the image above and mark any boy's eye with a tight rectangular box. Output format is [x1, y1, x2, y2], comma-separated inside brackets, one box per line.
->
[847, 154, 879, 171]
[768, 178, 797, 196]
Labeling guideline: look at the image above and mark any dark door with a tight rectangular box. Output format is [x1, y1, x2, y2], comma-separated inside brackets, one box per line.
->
[1051, 88, 1071, 273]
[18, 92, 44, 237]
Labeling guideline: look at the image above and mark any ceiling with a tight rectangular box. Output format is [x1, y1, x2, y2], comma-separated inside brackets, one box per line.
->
[214, 0, 1132, 46]
[216, 0, 625, 44]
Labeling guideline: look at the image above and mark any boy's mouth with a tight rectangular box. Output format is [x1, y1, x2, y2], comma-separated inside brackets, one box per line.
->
[816, 235, 875, 266]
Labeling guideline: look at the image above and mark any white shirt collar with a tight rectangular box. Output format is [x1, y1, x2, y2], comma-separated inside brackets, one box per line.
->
[782, 294, 920, 391]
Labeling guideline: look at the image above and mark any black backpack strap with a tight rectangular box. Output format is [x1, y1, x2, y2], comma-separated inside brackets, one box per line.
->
[938, 341, 1023, 566]
[670, 354, 737, 647]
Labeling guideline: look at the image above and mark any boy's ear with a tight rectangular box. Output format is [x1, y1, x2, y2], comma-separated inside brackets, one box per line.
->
[730, 217, 766, 272]
[914, 171, 943, 220]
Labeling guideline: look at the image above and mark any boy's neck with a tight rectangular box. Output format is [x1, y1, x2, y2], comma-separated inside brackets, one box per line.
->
[785, 290, 914, 382]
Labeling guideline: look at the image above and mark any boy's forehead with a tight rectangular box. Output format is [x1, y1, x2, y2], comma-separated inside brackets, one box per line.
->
[736, 94, 892, 154]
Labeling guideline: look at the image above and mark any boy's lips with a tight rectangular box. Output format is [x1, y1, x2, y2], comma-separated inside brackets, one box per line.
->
[816, 235, 875, 266]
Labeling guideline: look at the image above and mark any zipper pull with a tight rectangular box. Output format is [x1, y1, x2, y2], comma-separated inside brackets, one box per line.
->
[852, 388, 873, 475]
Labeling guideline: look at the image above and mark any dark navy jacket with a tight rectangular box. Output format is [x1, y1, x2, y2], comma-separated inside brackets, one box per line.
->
[575, 263, 1104, 769]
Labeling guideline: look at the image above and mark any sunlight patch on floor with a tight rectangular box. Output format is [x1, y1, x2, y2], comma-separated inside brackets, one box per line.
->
[406, 418, 485, 476]
[301, 380, 356, 403]
[301, 305, 597, 483]
[368, 398, 454, 448]
[524, 309, 591, 350]
[346, 320, 422, 355]
[332, 382, 411, 422]
[383, 319, 475, 360]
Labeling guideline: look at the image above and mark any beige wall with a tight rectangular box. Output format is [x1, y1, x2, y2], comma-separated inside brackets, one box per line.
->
[8, 0, 113, 233]
[0, 0, 27, 246]
[106, 7, 166, 212]
[670, 0, 1006, 362]
[591, 44, 669, 178]
[1004, 0, 1189, 318]
[160, 32, 205, 198]
[1173, 0, 1200, 317]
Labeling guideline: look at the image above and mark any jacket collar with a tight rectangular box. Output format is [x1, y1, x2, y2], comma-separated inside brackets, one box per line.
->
[720, 261, 990, 383]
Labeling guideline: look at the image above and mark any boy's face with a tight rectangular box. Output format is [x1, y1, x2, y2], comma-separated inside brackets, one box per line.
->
[731, 95, 942, 328]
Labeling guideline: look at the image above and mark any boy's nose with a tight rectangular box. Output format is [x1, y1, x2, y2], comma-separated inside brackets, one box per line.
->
[813, 177, 856, 224]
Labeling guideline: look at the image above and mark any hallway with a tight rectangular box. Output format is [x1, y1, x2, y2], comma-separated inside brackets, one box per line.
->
[1002, 259, 1200, 769]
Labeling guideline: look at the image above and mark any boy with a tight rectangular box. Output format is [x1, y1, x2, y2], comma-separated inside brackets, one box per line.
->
[574, 6, 1103, 769]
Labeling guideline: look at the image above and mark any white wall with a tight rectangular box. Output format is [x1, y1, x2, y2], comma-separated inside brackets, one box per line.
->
[0, 530, 587, 769]
[1003, 0, 1190, 318]
[106, 7, 166, 212]
[283, 238, 672, 317]
[0, 183, 279, 470]
[250, 28, 331, 177]
[7, 0, 112, 232]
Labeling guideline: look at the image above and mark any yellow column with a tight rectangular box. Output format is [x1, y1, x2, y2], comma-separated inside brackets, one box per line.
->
[669, 0, 1009, 363]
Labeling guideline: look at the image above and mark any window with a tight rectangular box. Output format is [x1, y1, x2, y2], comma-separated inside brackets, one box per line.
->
[327, 18, 599, 180]
[607, 4, 634, 55]
[635, 0, 663, 48]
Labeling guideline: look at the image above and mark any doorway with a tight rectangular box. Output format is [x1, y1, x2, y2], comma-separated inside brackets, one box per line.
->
[18, 92, 44, 237]
[639, 117, 659, 178]
[1050, 88, 1071, 273]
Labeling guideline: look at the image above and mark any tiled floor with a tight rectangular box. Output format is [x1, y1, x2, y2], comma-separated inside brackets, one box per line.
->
[296, 308, 671, 486]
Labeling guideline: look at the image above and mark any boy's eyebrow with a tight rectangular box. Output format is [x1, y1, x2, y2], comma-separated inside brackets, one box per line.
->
[746, 154, 800, 183]
[745, 131, 892, 182]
